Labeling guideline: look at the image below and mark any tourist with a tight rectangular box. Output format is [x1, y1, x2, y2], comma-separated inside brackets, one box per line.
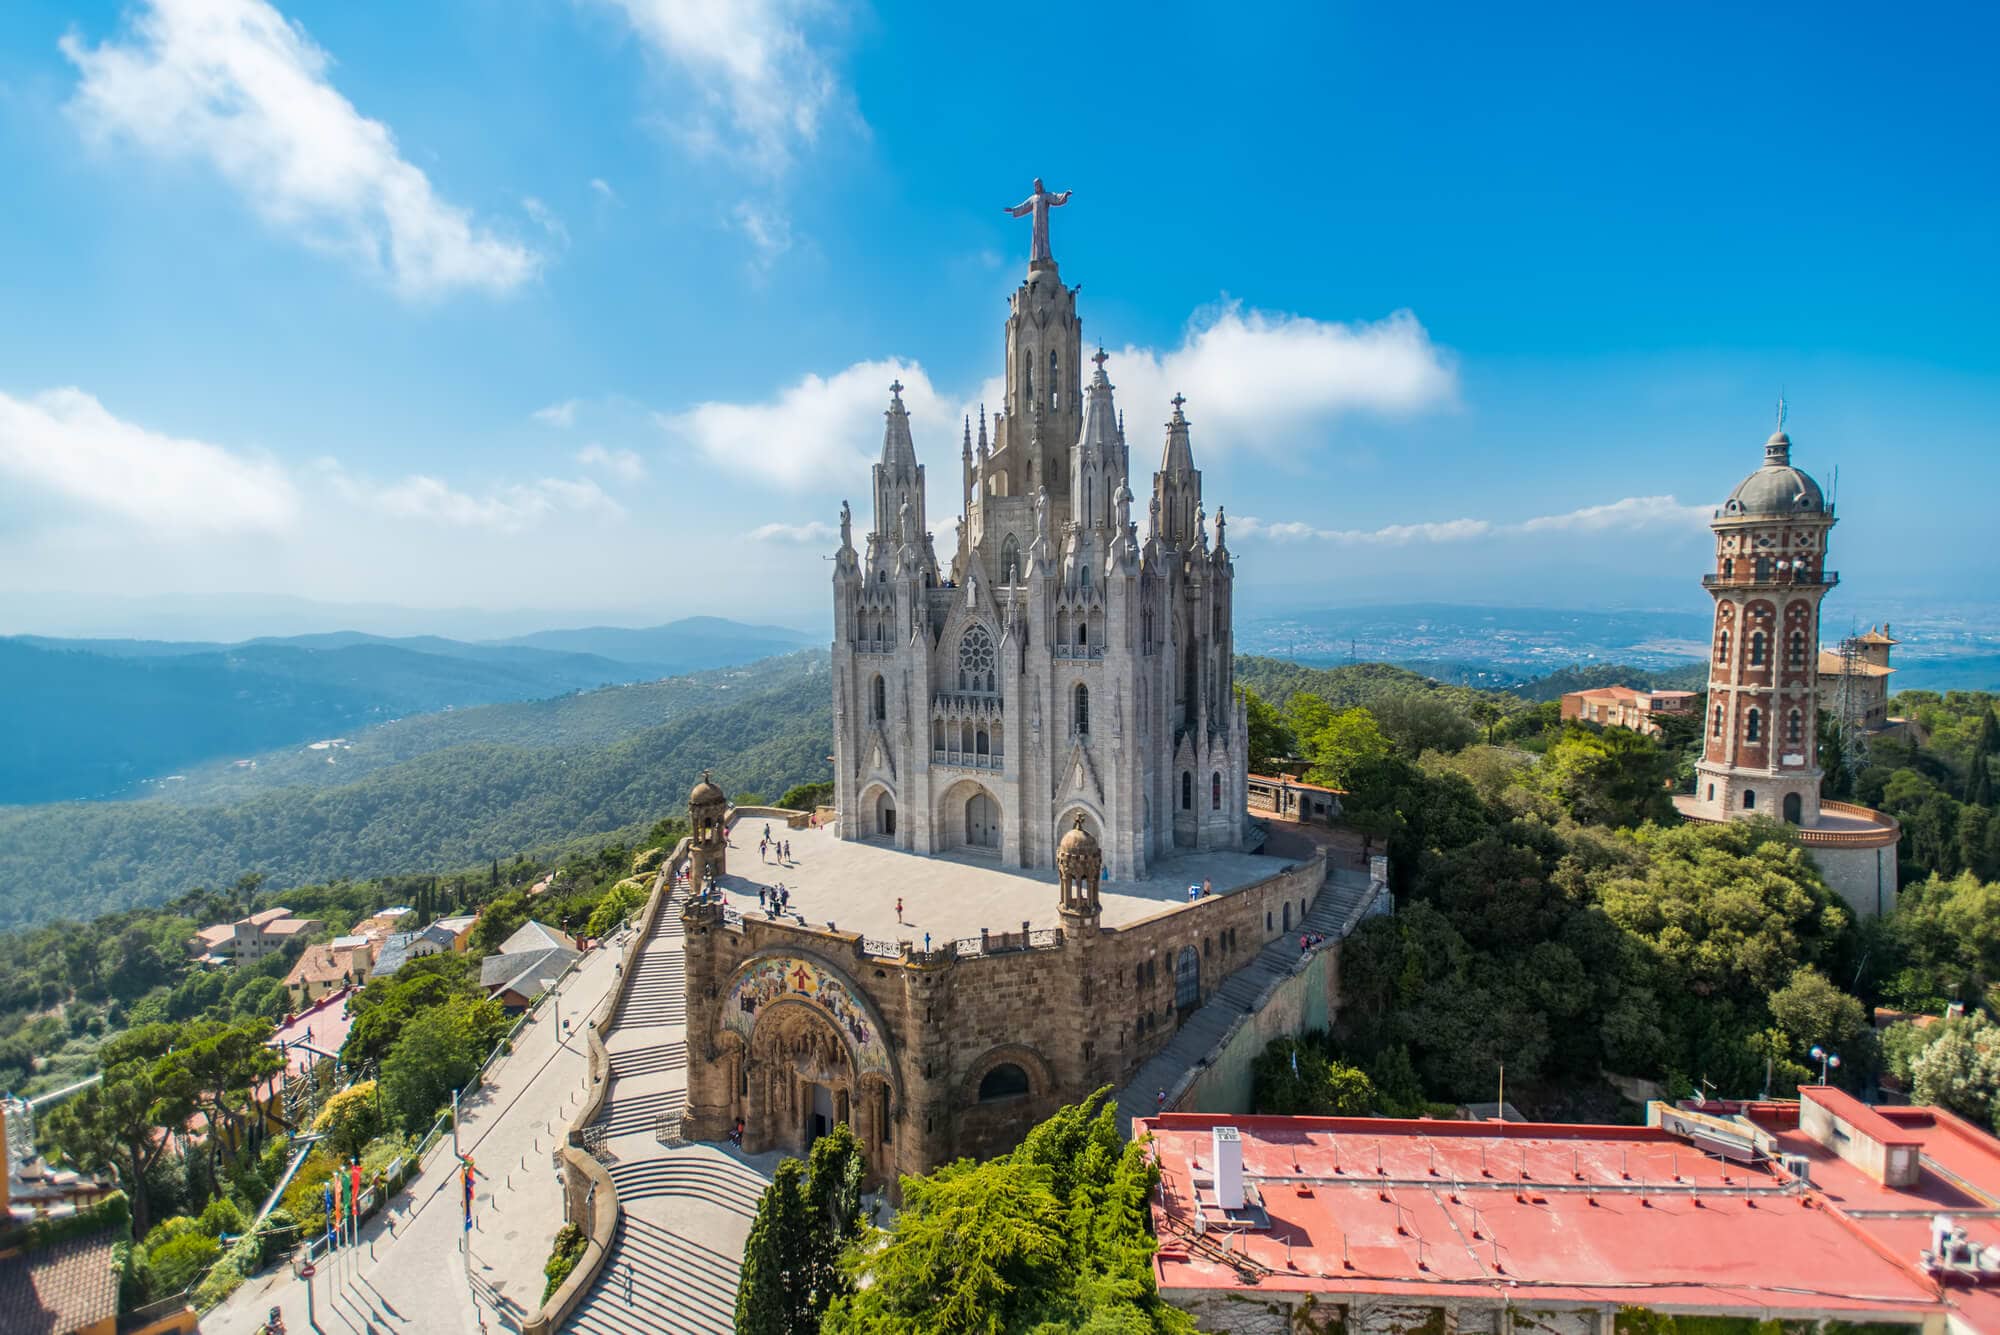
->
[1156, 1089, 1167, 1115]
[730, 1118, 744, 1147]
[783, 839, 791, 861]
[1202, 878, 1212, 898]
[896, 896, 905, 924]
[757, 885, 766, 908]
[764, 822, 772, 843]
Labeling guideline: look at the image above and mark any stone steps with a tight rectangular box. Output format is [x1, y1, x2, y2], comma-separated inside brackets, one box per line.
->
[604, 1157, 768, 1215]
[1115, 868, 1381, 1134]
[563, 1215, 739, 1335]
[607, 1043, 688, 1079]
[593, 1087, 686, 1139]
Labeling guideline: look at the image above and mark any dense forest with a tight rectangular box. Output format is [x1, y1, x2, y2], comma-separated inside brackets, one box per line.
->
[0, 654, 833, 929]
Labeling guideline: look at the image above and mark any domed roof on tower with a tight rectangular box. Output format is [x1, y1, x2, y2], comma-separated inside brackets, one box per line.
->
[689, 770, 726, 806]
[1720, 401, 1826, 518]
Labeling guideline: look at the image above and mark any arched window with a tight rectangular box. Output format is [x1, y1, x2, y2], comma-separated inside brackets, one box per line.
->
[1182, 771, 1193, 810]
[978, 1063, 1030, 1102]
[1783, 791, 1803, 823]
[1750, 631, 1767, 666]
[1712, 705, 1723, 737]
[1085, 475, 1093, 527]
[871, 674, 886, 721]
[1707, 783, 1716, 801]
[1023, 361, 1033, 406]
[932, 720, 944, 751]
[1719, 628, 1731, 662]
[1743, 788, 1757, 810]
[976, 728, 989, 756]
[1211, 772, 1222, 810]
[1080, 564, 1091, 591]
[1745, 708, 1762, 742]
[958, 625, 997, 694]
[1074, 684, 1090, 736]
[1723, 557, 1735, 579]
[962, 722, 974, 753]
[1050, 350, 1060, 412]
[1756, 556, 1772, 580]
[1789, 631, 1806, 668]
[1000, 535, 1021, 583]
[1787, 709, 1803, 743]
[1077, 619, 1088, 647]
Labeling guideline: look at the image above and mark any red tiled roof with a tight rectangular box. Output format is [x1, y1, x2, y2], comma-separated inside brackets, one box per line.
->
[0, 1228, 120, 1335]
[1137, 1113, 1940, 1319]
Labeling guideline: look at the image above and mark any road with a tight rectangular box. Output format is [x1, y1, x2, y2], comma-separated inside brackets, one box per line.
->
[204, 936, 622, 1335]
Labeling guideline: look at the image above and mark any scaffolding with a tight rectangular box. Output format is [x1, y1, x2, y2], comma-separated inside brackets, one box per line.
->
[1830, 627, 1867, 778]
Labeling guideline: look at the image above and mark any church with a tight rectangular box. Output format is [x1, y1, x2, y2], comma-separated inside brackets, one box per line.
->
[828, 182, 1248, 878]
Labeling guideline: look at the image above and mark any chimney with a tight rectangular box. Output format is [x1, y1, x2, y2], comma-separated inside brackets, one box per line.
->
[1212, 1125, 1245, 1211]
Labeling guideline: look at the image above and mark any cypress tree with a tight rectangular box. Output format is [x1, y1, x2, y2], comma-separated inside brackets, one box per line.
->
[735, 1159, 817, 1335]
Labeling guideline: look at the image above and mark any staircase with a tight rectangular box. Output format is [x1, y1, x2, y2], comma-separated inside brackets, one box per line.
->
[1115, 864, 1381, 1134]
[618, 953, 687, 1026]
[565, 1214, 740, 1335]
[605, 1152, 768, 1216]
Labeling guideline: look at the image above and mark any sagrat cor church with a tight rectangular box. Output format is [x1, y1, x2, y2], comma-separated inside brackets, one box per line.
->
[829, 181, 1248, 876]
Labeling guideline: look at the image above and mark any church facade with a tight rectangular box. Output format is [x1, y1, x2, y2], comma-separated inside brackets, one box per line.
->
[828, 200, 1247, 878]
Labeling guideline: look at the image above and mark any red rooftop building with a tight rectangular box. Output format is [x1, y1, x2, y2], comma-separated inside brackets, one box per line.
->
[1137, 1085, 1999, 1334]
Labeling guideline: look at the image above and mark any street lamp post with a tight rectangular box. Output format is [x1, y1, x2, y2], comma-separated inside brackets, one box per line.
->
[1809, 1045, 1841, 1084]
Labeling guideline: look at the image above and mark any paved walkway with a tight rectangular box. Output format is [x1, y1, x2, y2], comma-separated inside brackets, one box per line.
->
[717, 818, 1289, 944]
[203, 938, 621, 1335]
[564, 881, 778, 1335]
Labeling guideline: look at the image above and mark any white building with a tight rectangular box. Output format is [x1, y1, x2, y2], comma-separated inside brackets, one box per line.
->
[829, 193, 1247, 878]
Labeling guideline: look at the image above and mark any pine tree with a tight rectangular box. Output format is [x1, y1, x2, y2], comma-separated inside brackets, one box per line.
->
[1969, 709, 1998, 807]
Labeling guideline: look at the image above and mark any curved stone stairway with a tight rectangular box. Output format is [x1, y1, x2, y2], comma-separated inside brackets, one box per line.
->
[1115, 861, 1381, 1133]
[564, 881, 775, 1335]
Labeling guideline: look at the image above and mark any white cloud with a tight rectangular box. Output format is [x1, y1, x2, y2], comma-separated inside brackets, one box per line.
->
[577, 442, 646, 482]
[590, 0, 847, 176]
[589, 177, 617, 202]
[0, 387, 297, 535]
[746, 520, 834, 543]
[1100, 303, 1456, 455]
[657, 299, 1457, 492]
[522, 196, 570, 248]
[732, 199, 793, 269]
[63, 0, 539, 299]
[662, 358, 952, 491]
[532, 400, 579, 428]
[320, 463, 624, 532]
[1232, 495, 1710, 546]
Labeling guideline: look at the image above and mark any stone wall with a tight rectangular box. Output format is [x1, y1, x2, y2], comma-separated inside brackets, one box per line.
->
[1179, 943, 1340, 1114]
[1166, 1291, 1622, 1335]
[680, 852, 1328, 1187]
[1807, 839, 1899, 919]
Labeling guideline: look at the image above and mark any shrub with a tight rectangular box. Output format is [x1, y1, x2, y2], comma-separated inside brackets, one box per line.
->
[631, 847, 667, 876]
[256, 1208, 299, 1267]
[147, 1231, 222, 1296]
[198, 1196, 246, 1239]
[193, 1254, 245, 1309]
[541, 1222, 589, 1302]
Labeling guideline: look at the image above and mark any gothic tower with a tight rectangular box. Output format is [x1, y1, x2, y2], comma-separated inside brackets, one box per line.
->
[1689, 415, 1836, 826]
[827, 183, 1248, 878]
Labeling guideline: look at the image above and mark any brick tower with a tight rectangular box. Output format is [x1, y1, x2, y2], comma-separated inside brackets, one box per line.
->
[1689, 410, 1836, 826]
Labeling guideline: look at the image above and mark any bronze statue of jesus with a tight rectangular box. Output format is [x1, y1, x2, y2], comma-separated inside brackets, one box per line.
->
[1004, 178, 1071, 265]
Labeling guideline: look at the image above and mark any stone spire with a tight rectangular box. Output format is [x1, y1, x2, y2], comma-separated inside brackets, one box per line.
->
[880, 380, 918, 475]
[1150, 392, 1202, 548]
[872, 379, 925, 541]
[1071, 347, 1120, 535]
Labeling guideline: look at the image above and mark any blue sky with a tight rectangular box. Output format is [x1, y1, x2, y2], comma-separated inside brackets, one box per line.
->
[0, 0, 1994, 637]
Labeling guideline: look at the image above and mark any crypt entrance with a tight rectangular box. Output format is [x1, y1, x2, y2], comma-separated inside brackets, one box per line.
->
[715, 953, 900, 1171]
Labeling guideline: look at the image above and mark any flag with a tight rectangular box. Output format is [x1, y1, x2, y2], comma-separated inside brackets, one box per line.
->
[349, 1162, 364, 1217]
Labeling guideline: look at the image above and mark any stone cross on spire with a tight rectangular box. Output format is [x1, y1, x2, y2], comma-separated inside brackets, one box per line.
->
[1091, 346, 1109, 371]
[890, 379, 905, 399]
[1171, 392, 1186, 413]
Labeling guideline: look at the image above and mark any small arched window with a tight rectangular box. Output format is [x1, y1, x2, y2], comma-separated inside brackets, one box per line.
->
[1719, 628, 1731, 662]
[1182, 771, 1193, 810]
[1077, 618, 1088, 647]
[1050, 350, 1060, 411]
[1745, 708, 1762, 742]
[1211, 772, 1222, 810]
[1707, 783, 1716, 801]
[978, 1063, 1030, 1102]
[1743, 788, 1757, 810]
[1074, 684, 1090, 736]
[1000, 535, 1021, 583]
[976, 728, 989, 756]
[1080, 564, 1091, 591]
[1789, 631, 1806, 668]
[1712, 705, 1724, 737]
[1750, 631, 1767, 666]
[1787, 709, 1803, 743]
[1723, 557, 1735, 579]
[872, 674, 886, 721]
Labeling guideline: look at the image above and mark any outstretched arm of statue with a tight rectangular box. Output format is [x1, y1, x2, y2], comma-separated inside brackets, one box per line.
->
[1050, 190, 1072, 206]
[1005, 198, 1035, 217]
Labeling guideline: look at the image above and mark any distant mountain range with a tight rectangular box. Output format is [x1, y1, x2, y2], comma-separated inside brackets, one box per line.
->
[0, 617, 813, 804]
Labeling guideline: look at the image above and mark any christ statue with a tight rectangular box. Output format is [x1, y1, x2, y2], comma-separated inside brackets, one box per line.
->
[1004, 178, 1072, 265]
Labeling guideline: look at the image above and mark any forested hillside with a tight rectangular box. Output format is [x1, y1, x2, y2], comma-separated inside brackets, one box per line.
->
[0, 654, 832, 929]
[0, 617, 815, 804]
